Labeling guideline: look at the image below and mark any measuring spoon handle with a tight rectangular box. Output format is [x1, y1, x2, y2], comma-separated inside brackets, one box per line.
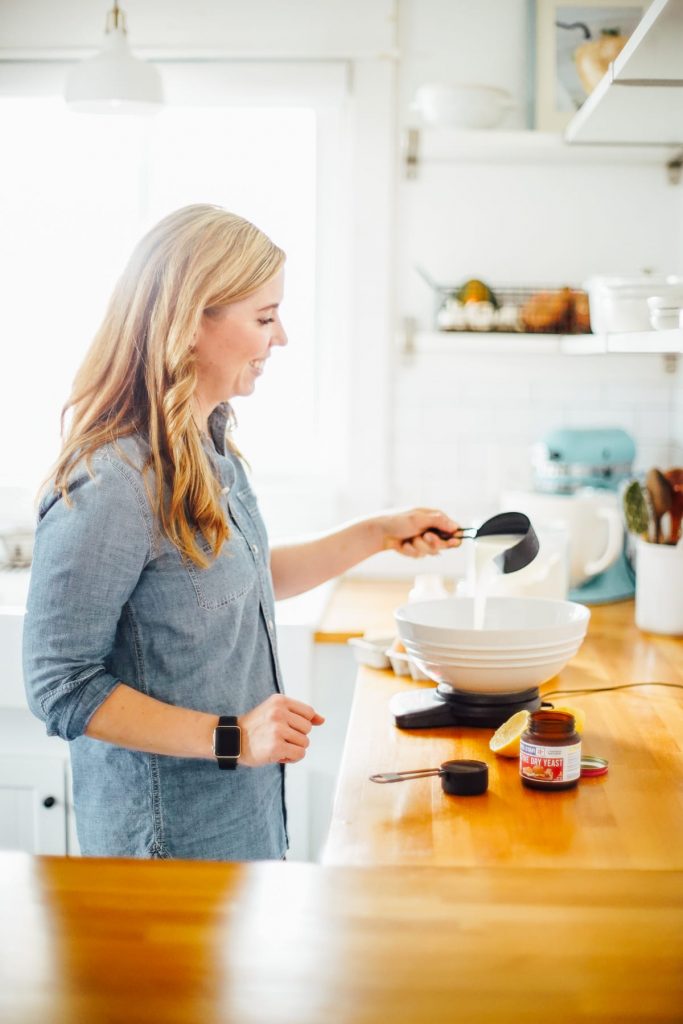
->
[369, 769, 441, 784]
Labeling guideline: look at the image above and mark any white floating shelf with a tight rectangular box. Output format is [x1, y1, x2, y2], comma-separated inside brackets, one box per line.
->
[565, 0, 683, 146]
[408, 128, 677, 166]
[407, 329, 683, 356]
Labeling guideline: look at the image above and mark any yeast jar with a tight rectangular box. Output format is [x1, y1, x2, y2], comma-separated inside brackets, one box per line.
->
[520, 711, 581, 791]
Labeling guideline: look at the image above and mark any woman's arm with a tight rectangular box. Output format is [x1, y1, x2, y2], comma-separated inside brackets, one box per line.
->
[86, 684, 324, 767]
[270, 507, 461, 601]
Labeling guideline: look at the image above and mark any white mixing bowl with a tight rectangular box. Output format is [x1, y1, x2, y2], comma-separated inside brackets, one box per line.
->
[406, 651, 581, 693]
[396, 597, 589, 647]
[401, 638, 583, 665]
[395, 596, 590, 694]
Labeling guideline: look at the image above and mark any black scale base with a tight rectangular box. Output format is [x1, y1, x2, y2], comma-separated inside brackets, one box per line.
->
[390, 684, 543, 730]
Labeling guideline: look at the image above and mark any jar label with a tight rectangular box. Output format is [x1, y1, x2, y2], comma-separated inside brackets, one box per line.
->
[520, 740, 582, 784]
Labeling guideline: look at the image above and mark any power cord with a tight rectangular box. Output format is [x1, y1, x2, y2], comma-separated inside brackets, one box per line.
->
[544, 682, 683, 699]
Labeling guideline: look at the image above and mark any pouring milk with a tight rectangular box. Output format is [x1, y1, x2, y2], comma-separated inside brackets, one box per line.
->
[471, 528, 569, 628]
[472, 535, 520, 629]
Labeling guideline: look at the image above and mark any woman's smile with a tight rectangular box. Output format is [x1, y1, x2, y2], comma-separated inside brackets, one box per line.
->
[193, 268, 287, 425]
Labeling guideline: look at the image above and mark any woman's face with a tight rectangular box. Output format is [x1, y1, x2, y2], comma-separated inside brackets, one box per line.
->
[193, 268, 287, 423]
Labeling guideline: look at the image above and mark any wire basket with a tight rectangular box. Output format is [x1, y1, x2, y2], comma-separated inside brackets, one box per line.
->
[416, 267, 592, 335]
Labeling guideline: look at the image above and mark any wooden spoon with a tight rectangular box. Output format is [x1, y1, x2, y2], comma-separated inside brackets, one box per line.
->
[664, 468, 683, 544]
[646, 468, 674, 544]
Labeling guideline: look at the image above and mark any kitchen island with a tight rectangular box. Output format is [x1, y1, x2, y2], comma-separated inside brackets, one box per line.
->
[322, 591, 683, 869]
[2, 852, 682, 1023]
[2, 584, 682, 1023]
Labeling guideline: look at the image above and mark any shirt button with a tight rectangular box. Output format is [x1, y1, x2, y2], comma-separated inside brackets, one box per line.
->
[221, 486, 230, 495]
[252, 543, 259, 554]
[267, 618, 274, 631]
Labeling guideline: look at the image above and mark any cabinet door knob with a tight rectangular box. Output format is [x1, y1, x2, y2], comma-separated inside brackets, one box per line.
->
[42, 796, 57, 809]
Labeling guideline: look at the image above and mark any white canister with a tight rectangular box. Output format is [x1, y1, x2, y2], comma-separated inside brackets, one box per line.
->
[635, 537, 683, 636]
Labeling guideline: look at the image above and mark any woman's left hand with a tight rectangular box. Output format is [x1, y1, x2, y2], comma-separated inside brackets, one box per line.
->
[377, 508, 462, 559]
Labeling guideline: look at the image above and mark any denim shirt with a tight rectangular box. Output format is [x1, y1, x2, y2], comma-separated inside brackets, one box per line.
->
[23, 405, 287, 860]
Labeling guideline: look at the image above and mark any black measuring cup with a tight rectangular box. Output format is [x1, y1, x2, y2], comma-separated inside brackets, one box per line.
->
[370, 759, 488, 795]
[423, 511, 539, 574]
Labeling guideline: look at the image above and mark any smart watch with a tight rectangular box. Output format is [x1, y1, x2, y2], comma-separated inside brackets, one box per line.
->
[213, 715, 241, 770]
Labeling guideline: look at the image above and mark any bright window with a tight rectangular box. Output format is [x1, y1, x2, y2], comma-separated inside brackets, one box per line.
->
[0, 75, 348, 530]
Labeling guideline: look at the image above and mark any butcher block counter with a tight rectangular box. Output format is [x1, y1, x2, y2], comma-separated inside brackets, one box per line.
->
[2, 581, 683, 1023]
[321, 581, 683, 870]
[2, 853, 682, 1024]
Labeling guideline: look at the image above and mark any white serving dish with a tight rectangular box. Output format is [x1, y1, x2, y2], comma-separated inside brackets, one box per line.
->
[412, 82, 513, 129]
[585, 275, 683, 334]
[348, 635, 393, 670]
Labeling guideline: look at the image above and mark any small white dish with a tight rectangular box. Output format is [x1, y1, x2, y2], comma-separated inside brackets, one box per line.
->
[386, 650, 412, 676]
[348, 636, 393, 670]
[412, 82, 514, 129]
[386, 649, 432, 680]
[647, 295, 682, 330]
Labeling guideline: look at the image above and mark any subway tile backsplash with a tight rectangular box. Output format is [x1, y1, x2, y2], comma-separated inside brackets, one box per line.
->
[392, 350, 680, 526]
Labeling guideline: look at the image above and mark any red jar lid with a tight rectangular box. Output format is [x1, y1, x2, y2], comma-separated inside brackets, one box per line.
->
[580, 755, 609, 778]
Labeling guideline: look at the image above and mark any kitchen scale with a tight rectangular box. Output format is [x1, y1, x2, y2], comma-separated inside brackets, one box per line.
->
[391, 684, 543, 729]
[391, 512, 545, 730]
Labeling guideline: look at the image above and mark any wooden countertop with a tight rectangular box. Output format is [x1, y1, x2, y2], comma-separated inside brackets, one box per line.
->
[3, 852, 682, 1024]
[323, 596, 683, 869]
[314, 577, 410, 643]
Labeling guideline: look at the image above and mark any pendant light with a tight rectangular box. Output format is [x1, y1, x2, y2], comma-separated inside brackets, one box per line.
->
[65, 1, 163, 115]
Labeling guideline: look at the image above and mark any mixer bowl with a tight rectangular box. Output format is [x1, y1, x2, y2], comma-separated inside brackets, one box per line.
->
[395, 597, 590, 695]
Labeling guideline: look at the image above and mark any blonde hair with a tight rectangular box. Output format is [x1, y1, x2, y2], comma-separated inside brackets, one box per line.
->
[49, 204, 285, 567]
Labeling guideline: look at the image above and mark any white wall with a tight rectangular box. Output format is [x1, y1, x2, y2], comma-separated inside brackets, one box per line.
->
[385, 0, 683, 543]
[393, 350, 679, 527]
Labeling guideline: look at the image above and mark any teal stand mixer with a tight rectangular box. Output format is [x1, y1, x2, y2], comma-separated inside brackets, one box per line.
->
[532, 427, 636, 604]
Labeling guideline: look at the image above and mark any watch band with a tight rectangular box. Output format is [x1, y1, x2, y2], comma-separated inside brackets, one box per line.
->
[213, 715, 241, 770]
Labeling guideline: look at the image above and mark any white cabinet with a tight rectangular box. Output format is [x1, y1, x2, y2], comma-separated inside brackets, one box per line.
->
[566, 0, 683, 146]
[0, 607, 28, 709]
[0, 755, 67, 854]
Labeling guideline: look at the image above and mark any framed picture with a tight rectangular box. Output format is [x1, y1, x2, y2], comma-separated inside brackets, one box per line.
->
[534, 0, 644, 131]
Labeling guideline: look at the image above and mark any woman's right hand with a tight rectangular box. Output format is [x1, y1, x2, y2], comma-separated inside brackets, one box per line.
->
[237, 694, 325, 767]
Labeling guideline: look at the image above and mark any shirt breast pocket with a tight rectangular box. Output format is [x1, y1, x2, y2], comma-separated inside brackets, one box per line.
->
[236, 486, 259, 517]
[185, 532, 257, 611]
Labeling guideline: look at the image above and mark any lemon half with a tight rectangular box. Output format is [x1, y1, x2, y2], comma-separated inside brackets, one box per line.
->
[489, 705, 587, 759]
[489, 710, 531, 758]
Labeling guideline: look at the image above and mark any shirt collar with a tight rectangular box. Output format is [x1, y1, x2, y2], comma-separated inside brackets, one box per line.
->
[207, 402, 236, 456]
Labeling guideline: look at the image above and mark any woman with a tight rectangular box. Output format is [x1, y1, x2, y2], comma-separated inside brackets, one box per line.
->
[23, 204, 461, 861]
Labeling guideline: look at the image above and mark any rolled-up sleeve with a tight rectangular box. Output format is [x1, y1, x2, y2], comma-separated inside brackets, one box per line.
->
[23, 455, 152, 740]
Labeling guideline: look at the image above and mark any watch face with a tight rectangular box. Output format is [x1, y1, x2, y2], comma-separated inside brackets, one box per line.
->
[214, 725, 241, 759]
